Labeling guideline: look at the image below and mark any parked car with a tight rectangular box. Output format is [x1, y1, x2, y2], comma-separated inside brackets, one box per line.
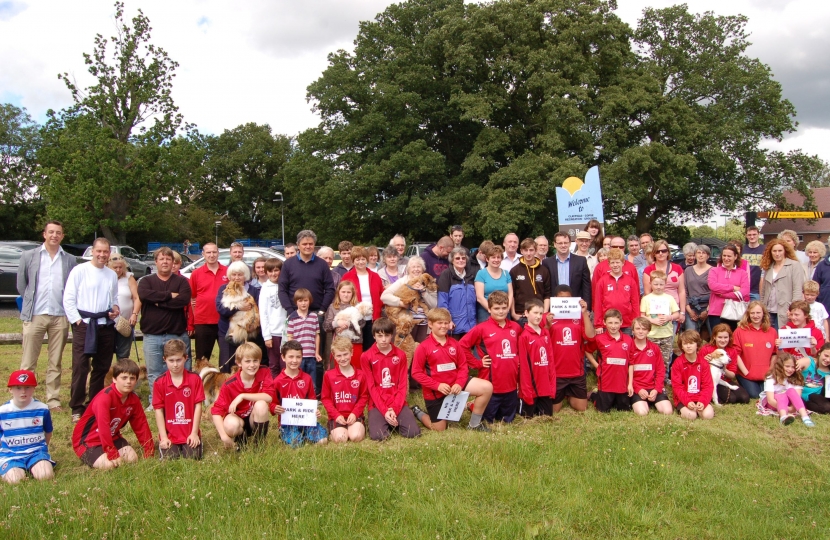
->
[81, 244, 153, 278]
[180, 247, 285, 279]
[0, 242, 39, 300]
[404, 243, 433, 258]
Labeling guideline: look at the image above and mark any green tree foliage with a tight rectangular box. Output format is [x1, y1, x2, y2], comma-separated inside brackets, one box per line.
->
[290, 0, 825, 244]
[0, 104, 44, 239]
[39, 2, 185, 244]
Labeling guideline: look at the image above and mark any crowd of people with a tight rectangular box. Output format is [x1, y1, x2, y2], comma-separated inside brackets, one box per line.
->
[4, 220, 830, 482]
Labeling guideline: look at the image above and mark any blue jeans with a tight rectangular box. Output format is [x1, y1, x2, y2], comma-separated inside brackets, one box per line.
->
[301, 357, 319, 395]
[143, 332, 191, 404]
[737, 375, 764, 399]
[750, 293, 760, 302]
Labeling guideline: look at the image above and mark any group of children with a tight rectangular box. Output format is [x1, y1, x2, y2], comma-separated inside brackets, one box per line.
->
[4, 278, 830, 484]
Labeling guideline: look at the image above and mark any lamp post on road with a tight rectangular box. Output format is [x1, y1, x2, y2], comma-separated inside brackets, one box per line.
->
[215, 221, 221, 246]
[274, 192, 284, 248]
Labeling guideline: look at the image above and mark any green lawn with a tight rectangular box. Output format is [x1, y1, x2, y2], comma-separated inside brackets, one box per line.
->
[1, 327, 829, 539]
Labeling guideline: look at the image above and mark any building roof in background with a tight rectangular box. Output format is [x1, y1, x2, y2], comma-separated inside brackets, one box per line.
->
[760, 187, 830, 235]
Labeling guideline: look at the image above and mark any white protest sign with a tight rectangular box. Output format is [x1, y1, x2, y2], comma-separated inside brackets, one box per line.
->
[825, 378, 830, 399]
[648, 296, 671, 315]
[437, 391, 470, 422]
[778, 328, 811, 349]
[280, 398, 318, 427]
[550, 297, 582, 319]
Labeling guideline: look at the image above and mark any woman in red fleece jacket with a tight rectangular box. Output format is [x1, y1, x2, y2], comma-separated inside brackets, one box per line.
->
[671, 330, 715, 420]
[342, 246, 384, 351]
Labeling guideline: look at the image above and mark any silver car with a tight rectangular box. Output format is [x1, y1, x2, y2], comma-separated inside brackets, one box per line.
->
[82, 245, 152, 278]
[0, 242, 40, 300]
[180, 247, 285, 279]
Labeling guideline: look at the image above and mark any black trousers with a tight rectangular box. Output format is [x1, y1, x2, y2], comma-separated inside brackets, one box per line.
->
[70, 322, 116, 415]
[194, 324, 219, 361]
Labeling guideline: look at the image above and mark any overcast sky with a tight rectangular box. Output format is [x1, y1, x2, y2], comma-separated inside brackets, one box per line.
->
[1, 0, 828, 165]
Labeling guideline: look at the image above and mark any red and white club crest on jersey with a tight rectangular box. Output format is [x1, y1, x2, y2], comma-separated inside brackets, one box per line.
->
[110, 418, 122, 434]
[448, 347, 457, 355]
[509, 329, 517, 337]
[563, 328, 572, 342]
[350, 379, 360, 389]
[183, 387, 191, 398]
[624, 285, 631, 291]
[502, 339, 512, 355]
[646, 349, 654, 356]
[392, 355, 401, 365]
[297, 379, 306, 389]
[124, 407, 133, 417]
[621, 343, 629, 350]
[687, 375, 699, 393]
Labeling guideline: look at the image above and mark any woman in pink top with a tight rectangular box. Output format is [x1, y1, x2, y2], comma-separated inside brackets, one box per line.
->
[707, 245, 749, 331]
[643, 239, 686, 328]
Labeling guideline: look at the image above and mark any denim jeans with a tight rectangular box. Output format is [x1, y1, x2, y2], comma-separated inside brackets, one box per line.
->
[301, 357, 319, 396]
[144, 332, 191, 404]
[737, 375, 764, 399]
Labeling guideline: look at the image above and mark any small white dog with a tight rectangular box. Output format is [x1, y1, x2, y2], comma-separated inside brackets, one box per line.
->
[707, 348, 740, 405]
[333, 302, 373, 341]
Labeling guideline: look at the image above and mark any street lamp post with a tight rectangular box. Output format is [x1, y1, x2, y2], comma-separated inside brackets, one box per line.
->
[274, 192, 285, 248]
[215, 221, 221, 246]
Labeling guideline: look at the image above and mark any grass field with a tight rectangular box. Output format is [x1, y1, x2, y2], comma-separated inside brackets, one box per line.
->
[1, 321, 830, 539]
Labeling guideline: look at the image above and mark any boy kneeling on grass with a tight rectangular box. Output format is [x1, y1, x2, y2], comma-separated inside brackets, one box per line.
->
[153, 339, 205, 460]
[362, 318, 421, 440]
[671, 330, 715, 420]
[411, 308, 493, 432]
[322, 336, 370, 443]
[211, 342, 275, 449]
[1, 370, 55, 484]
[72, 359, 154, 469]
[272, 340, 328, 447]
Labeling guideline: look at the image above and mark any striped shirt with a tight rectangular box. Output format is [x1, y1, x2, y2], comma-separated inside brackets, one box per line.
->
[287, 312, 319, 357]
[0, 399, 52, 466]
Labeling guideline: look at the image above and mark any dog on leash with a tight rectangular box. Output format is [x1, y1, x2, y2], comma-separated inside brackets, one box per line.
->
[333, 302, 374, 341]
[707, 348, 740, 405]
[220, 280, 260, 344]
[194, 356, 239, 408]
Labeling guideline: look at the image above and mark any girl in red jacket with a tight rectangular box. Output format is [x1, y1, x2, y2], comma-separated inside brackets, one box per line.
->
[671, 330, 715, 420]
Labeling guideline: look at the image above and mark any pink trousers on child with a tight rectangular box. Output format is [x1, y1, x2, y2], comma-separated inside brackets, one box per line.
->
[775, 388, 805, 413]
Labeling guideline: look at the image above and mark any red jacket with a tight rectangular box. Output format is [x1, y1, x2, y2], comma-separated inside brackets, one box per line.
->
[72, 384, 154, 461]
[733, 325, 777, 381]
[210, 367, 275, 419]
[629, 340, 665, 394]
[518, 324, 556, 403]
[362, 344, 409, 414]
[592, 259, 638, 298]
[189, 263, 228, 325]
[593, 271, 641, 328]
[671, 354, 714, 407]
[779, 321, 825, 359]
[460, 318, 521, 393]
[321, 366, 370, 419]
[342, 268, 384, 320]
[412, 334, 469, 401]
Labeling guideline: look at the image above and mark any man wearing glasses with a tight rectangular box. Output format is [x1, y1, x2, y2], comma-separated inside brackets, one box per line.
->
[591, 236, 638, 300]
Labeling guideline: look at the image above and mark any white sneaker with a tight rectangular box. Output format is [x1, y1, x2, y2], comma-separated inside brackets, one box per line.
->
[144, 405, 153, 412]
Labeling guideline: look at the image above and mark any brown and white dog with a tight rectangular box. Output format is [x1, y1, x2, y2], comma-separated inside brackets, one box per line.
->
[707, 348, 740, 405]
[220, 280, 260, 344]
[194, 356, 239, 408]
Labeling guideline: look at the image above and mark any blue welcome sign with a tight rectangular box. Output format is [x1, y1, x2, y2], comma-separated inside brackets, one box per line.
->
[555, 166, 605, 239]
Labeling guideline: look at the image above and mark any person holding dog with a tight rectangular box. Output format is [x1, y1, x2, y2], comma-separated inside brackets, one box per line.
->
[381, 256, 438, 344]
[138, 246, 192, 408]
[323, 281, 365, 368]
[216, 261, 261, 374]
[342, 246, 384, 351]
[700, 324, 750, 405]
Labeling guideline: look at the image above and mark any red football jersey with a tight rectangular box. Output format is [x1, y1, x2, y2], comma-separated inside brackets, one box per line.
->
[595, 332, 632, 393]
[210, 367, 275, 419]
[72, 384, 154, 461]
[518, 324, 556, 403]
[362, 343, 409, 414]
[549, 317, 590, 378]
[460, 318, 521, 393]
[412, 334, 470, 401]
[593, 271, 641, 329]
[671, 354, 714, 407]
[629, 340, 665, 394]
[272, 370, 316, 417]
[152, 371, 205, 445]
[321, 366, 369, 420]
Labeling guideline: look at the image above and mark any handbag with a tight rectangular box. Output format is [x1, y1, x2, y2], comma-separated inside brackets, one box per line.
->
[720, 291, 747, 321]
[114, 315, 133, 337]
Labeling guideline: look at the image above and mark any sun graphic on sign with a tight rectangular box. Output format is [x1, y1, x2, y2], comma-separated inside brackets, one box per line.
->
[562, 176, 585, 196]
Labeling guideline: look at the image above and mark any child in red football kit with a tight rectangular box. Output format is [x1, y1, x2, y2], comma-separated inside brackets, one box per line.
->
[411, 308, 493, 431]
[460, 291, 522, 423]
[152, 339, 205, 460]
[671, 330, 715, 420]
[322, 336, 370, 443]
[627, 317, 672, 415]
[272, 340, 328, 447]
[211, 342, 275, 449]
[518, 299, 556, 417]
[775, 300, 825, 360]
[362, 318, 421, 440]
[592, 309, 632, 412]
[72, 359, 154, 469]
[547, 285, 595, 412]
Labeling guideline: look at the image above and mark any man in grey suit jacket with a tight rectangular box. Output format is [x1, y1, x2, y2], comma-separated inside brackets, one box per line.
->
[16, 221, 77, 410]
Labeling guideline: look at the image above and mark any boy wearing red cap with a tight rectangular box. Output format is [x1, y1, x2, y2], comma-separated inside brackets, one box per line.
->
[1, 370, 55, 484]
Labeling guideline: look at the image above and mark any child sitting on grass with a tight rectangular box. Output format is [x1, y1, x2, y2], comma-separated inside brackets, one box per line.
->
[671, 330, 715, 420]
[518, 299, 556, 417]
[152, 339, 205, 460]
[1, 370, 54, 484]
[460, 291, 522, 423]
[411, 308, 493, 432]
[627, 318, 672, 416]
[322, 336, 369, 443]
[801, 343, 830, 414]
[362, 318, 421, 440]
[211, 342, 275, 449]
[272, 340, 328, 447]
[72, 359, 154, 469]
[591, 309, 632, 413]
[763, 352, 814, 427]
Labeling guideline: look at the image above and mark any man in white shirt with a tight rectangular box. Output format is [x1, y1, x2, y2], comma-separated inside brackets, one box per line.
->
[500, 233, 521, 271]
[63, 237, 120, 422]
[16, 221, 77, 411]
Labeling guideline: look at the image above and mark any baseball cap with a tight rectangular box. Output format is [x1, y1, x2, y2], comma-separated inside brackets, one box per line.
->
[7, 370, 37, 387]
[575, 232, 592, 240]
